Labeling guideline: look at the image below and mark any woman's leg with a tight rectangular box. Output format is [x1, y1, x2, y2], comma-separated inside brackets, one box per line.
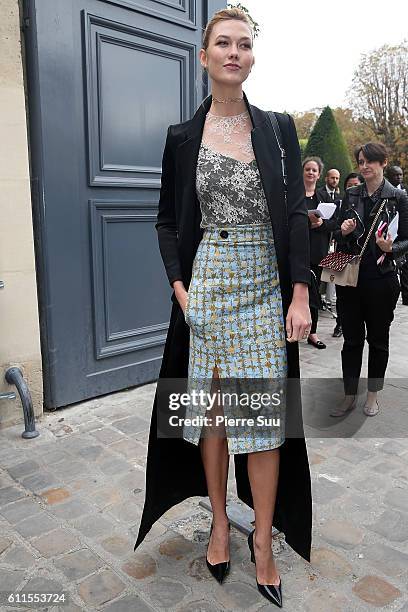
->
[309, 304, 318, 338]
[199, 365, 230, 564]
[247, 448, 280, 584]
[336, 285, 365, 395]
[309, 265, 323, 344]
[363, 276, 400, 409]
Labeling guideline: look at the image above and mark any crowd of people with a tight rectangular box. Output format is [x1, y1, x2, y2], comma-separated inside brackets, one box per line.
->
[303, 148, 408, 417]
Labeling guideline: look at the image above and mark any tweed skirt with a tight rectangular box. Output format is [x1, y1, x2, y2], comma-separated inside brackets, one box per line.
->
[183, 222, 287, 454]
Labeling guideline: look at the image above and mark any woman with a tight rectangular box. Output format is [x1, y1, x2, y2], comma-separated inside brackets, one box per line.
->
[343, 172, 364, 191]
[331, 143, 408, 417]
[135, 8, 313, 607]
[303, 157, 338, 349]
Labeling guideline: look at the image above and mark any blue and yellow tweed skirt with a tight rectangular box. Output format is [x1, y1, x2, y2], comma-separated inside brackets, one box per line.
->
[183, 222, 287, 454]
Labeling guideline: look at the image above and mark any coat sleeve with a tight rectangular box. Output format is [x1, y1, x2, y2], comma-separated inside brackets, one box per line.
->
[281, 114, 311, 285]
[313, 189, 339, 234]
[392, 190, 408, 259]
[333, 191, 360, 248]
[155, 126, 183, 286]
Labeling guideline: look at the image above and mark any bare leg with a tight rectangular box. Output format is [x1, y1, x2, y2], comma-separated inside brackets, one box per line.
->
[363, 390, 379, 416]
[199, 365, 230, 564]
[365, 390, 378, 408]
[247, 448, 280, 585]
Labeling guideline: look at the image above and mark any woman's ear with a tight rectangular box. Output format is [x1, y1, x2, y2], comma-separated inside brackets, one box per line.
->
[199, 48, 207, 69]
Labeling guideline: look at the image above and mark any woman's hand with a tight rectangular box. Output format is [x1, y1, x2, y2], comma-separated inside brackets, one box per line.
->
[173, 280, 189, 314]
[308, 212, 323, 229]
[376, 232, 393, 253]
[286, 284, 312, 342]
[341, 218, 356, 236]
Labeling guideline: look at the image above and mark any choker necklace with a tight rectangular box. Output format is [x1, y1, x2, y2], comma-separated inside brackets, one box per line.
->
[212, 95, 244, 104]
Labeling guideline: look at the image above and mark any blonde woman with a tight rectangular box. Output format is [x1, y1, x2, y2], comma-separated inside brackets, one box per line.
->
[135, 8, 312, 608]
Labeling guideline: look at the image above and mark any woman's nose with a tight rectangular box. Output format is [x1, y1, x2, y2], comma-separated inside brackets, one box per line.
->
[228, 46, 239, 57]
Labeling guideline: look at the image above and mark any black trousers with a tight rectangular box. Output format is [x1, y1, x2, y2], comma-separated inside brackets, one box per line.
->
[310, 264, 322, 334]
[336, 275, 400, 394]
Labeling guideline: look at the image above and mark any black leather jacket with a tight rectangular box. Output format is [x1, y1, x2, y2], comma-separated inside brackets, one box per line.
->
[333, 179, 408, 274]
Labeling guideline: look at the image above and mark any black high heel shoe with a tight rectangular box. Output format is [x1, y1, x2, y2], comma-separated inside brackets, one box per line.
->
[206, 521, 230, 584]
[248, 529, 282, 608]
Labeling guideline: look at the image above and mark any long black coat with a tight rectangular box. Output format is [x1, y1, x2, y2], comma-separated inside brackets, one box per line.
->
[134, 92, 313, 562]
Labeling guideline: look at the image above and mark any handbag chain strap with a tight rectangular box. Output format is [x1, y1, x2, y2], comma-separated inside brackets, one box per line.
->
[358, 199, 387, 258]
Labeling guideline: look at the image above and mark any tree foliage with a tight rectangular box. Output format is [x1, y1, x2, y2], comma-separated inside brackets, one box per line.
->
[303, 106, 353, 186]
[332, 107, 376, 162]
[347, 41, 408, 165]
[292, 111, 319, 140]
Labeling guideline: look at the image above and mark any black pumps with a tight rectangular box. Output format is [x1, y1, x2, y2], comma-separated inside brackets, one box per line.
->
[248, 529, 282, 608]
[206, 521, 230, 584]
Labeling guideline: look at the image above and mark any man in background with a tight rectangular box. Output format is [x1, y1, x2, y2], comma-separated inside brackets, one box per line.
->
[388, 166, 408, 305]
[317, 168, 341, 202]
[388, 166, 407, 192]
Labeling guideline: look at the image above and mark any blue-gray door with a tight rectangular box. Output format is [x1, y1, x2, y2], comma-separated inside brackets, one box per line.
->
[24, 0, 225, 408]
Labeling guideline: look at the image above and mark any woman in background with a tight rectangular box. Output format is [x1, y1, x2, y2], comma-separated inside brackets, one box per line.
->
[331, 143, 408, 417]
[303, 157, 338, 349]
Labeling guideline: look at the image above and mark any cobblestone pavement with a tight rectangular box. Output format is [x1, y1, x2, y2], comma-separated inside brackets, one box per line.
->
[0, 300, 407, 611]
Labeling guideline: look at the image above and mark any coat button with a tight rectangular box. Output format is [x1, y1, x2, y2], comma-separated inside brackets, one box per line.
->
[220, 230, 228, 239]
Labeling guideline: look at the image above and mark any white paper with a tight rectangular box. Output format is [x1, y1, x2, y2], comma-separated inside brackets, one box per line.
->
[316, 202, 337, 220]
[387, 212, 399, 242]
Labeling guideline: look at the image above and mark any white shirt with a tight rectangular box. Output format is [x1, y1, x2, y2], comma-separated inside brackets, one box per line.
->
[325, 185, 337, 199]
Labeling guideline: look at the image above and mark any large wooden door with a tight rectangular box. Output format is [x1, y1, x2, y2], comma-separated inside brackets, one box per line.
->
[24, 0, 225, 408]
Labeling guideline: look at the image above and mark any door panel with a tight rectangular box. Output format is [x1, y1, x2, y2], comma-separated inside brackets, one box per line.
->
[24, 0, 225, 408]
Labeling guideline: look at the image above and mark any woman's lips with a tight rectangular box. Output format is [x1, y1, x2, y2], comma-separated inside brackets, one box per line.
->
[224, 64, 240, 70]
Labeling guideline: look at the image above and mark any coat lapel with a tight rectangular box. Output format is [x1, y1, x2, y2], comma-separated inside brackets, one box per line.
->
[175, 97, 210, 251]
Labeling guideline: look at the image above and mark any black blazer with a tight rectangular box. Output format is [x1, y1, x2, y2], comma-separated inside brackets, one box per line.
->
[155, 91, 311, 309]
[307, 189, 339, 266]
[316, 185, 340, 203]
[334, 179, 408, 273]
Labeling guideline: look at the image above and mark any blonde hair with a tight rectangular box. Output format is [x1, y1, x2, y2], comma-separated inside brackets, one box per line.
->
[202, 7, 253, 50]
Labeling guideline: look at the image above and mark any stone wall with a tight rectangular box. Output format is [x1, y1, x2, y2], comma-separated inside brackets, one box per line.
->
[0, 0, 43, 427]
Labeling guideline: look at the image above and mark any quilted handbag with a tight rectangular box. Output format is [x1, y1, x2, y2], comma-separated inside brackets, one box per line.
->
[319, 251, 361, 286]
[319, 199, 388, 287]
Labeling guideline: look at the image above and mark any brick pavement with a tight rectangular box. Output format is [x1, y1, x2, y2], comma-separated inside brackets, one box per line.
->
[0, 300, 407, 611]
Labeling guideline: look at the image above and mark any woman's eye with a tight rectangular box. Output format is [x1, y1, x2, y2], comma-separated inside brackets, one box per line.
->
[217, 41, 228, 45]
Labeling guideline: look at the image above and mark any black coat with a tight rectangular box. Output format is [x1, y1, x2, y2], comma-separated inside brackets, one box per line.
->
[307, 189, 339, 266]
[134, 92, 313, 562]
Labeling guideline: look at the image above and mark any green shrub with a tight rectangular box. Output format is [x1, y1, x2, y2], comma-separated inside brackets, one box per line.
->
[303, 106, 353, 188]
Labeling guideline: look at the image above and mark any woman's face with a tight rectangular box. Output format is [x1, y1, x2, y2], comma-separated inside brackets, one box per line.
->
[345, 177, 361, 189]
[200, 20, 254, 87]
[303, 161, 320, 184]
[357, 152, 386, 183]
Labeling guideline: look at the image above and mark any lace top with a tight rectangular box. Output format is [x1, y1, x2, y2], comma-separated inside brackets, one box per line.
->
[196, 110, 270, 228]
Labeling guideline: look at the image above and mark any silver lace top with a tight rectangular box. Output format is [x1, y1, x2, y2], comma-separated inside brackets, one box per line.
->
[196, 110, 270, 228]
